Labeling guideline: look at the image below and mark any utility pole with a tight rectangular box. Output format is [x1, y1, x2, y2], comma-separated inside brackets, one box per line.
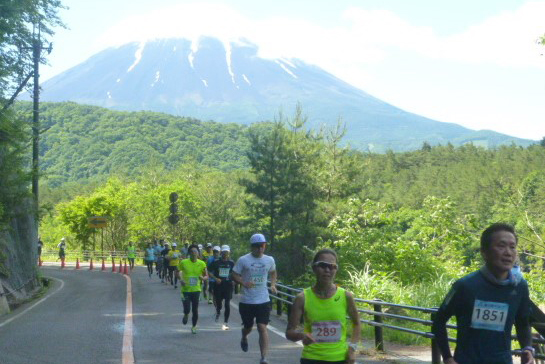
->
[29, 22, 52, 207]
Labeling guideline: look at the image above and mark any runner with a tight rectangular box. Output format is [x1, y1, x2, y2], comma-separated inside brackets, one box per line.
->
[209, 244, 235, 330]
[201, 243, 213, 300]
[126, 241, 137, 270]
[177, 244, 208, 334]
[286, 248, 361, 364]
[154, 240, 164, 277]
[161, 242, 170, 283]
[206, 246, 221, 305]
[232, 233, 277, 364]
[144, 242, 156, 278]
[167, 243, 182, 288]
[57, 238, 66, 262]
[432, 223, 534, 364]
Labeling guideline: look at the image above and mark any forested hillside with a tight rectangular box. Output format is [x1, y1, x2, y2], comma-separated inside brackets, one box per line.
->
[37, 102, 545, 314]
[16, 102, 252, 186]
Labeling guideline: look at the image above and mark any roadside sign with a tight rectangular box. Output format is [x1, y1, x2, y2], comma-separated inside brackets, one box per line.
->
[88, 216, 108, 228]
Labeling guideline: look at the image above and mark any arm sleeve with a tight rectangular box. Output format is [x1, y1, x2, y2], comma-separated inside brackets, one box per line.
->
[515, 281, 532, 348]
[233, 257, 243, 275]
[432, 281, 462, 361]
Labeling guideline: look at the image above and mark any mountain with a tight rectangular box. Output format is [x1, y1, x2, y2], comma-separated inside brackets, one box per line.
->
[37, 37, 534, 151]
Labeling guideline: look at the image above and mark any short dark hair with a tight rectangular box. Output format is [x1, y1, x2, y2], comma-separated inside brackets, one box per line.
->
[480, 223, 517, 251]
[188, 244, 200, 254]
[312, 248, 338, 264]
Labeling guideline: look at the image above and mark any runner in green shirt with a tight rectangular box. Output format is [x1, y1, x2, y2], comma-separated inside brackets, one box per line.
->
[177, 244, 208, 334]
[126, 241, 137, 270]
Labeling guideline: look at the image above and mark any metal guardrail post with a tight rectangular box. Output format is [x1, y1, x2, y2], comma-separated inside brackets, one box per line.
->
[374, 300, 384, 351]
[286, 286, 293, 318]
[276, 286, 283, 316]
[430, 311, 441, 364]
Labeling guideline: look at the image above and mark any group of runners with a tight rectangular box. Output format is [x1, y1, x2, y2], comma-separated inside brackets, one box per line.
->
[116, 223, 536, 364]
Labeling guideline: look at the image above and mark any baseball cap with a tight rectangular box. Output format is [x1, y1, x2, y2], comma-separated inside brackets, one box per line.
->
[213, 245, 220, 251]
[198, 244, 203, 249]
[250, 233, 266, 244]
[206, 243, 212, 247]
[172, 243, 177, 247]
[221, 245, 230, 252]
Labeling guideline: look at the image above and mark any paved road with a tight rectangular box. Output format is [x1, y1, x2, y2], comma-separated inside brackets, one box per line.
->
[0, 265, 385, 364]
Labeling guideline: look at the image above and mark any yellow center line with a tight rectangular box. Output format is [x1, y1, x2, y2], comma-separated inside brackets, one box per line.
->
[122, 274, 135, 364]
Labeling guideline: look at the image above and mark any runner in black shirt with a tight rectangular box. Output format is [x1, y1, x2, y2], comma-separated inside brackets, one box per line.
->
[209, 244, 235, 330]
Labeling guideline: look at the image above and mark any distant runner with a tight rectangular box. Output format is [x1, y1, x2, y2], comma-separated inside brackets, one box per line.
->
[126, 241, 137, 270]
[154, 240, 164, 277]
[202, 243, 213, 300]
[168, 243, 182, 288]
[207, 246, 221, 305]
[144, 242, 156, 278]
[177, 244, 208, 334]
[57, 238, 66, 262]
[161, 243, 170, 283]
[232, 233, 277, 364]
[432, 223, 534, 364]
[286, 248, 361, 364]
[209, 244, 235, 330]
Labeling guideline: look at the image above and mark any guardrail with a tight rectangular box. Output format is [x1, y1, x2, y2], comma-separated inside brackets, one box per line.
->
[266, 282, 545, 363]
[40, 250, 134, 260]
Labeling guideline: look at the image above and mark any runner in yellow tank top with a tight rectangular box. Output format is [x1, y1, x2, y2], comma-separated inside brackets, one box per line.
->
[286, 249, 361, 364]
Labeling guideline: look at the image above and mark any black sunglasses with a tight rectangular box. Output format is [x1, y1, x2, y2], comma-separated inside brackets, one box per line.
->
[312, 261, 338, 270]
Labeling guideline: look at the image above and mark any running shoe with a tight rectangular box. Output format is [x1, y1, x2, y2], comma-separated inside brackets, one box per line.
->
[259, 359, 268, 364]
[241, 337, 248, 352]
[182, 314, 188, 325]
[222, 323, 229, 330]
[208, 298, 213, 304]
[215, 313, 220, 322]
[191, 327, 197, 334]
[174, 285, 177, 289]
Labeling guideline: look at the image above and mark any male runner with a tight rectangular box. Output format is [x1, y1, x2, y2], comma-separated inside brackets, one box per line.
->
[154, 240, 164, 276]
[432, 223, 534, 364]
[161, 243, 170, 283]
[209, 245, 235, 330]
[126, 241, 137, 270]
[168, 243, 182, 288]
[201, 243, 213, 300]
[207, 246, 221, 305]
[232, 233, 277, 364]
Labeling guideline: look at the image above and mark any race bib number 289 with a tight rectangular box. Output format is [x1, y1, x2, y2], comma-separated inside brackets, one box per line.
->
[471, 299, 508, 332]
[311, 321, 342, 343]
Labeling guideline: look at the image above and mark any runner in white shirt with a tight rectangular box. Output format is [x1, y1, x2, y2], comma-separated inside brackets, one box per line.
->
[232, 233, 277, 364]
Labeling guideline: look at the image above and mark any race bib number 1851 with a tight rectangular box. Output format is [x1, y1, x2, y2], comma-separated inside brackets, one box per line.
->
[471, 299, 508, 332]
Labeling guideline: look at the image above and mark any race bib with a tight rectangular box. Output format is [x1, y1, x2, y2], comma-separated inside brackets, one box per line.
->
[251, 274, 266, 287]
[471, 299, 508, 332]
[188, 277, 198, 286]
[311, 321, 342, 343]
[219, 267, 230, 278]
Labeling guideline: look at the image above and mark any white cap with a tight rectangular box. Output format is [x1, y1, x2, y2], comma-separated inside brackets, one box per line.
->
[61, 237, 66, 241]
[172, 243, 177, 247]
[221, 245, 230, 252]
[213, 245, 220, 251]
[250, 233, 266, 244]
[198, 244, 203, 249]
[206, 243, 212, 247]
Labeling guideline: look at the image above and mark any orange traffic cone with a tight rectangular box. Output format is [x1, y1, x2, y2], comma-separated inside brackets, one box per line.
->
[89, 258, 94, 270]
[101, 258, 106, 271]
[61, 257, 65, 269]
[75, 258, 80, 269]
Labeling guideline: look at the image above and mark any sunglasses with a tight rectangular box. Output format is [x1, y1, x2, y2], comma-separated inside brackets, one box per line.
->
[312, 261, 338, 270]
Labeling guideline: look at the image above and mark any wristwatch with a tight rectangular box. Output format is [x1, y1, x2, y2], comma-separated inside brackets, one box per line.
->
[348, 343, 358, 351]
[523, 346, 535, 357]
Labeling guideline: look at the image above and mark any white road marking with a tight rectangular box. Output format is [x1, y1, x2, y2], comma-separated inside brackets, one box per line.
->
[229, 301, 303, 347]
[0, 277, 65, 328]
[122, 274, 135, 364]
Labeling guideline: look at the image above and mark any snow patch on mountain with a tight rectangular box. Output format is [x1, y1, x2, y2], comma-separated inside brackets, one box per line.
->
[275, 59, 297, 79]
[225, 42, 236, 85]
[202, 79, 208, 87]
[127, 42, 145, 73]
[243, 74, 251, 85]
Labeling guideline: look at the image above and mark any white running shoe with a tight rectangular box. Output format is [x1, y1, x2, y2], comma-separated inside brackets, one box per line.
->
[222, 323, 229, 330]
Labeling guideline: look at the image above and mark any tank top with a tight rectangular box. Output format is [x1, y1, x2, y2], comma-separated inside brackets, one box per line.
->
[302, 287, 348, 362]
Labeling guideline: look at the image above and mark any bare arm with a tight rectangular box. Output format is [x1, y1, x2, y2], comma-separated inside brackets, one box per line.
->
[346, 291, 361, 364]
[286, 292, 315, 345]
[269, 270, 277, 294]
[232, 271, 254, 289]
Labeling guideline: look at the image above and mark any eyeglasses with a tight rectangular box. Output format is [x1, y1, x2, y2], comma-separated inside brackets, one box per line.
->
[312, 261, 338, 270]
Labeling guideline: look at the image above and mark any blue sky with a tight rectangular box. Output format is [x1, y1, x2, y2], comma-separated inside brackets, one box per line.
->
[42, 0, 545, 139]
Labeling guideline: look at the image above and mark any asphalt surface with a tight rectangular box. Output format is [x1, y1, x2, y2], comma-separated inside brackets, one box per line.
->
[0, 265, 384, 364]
